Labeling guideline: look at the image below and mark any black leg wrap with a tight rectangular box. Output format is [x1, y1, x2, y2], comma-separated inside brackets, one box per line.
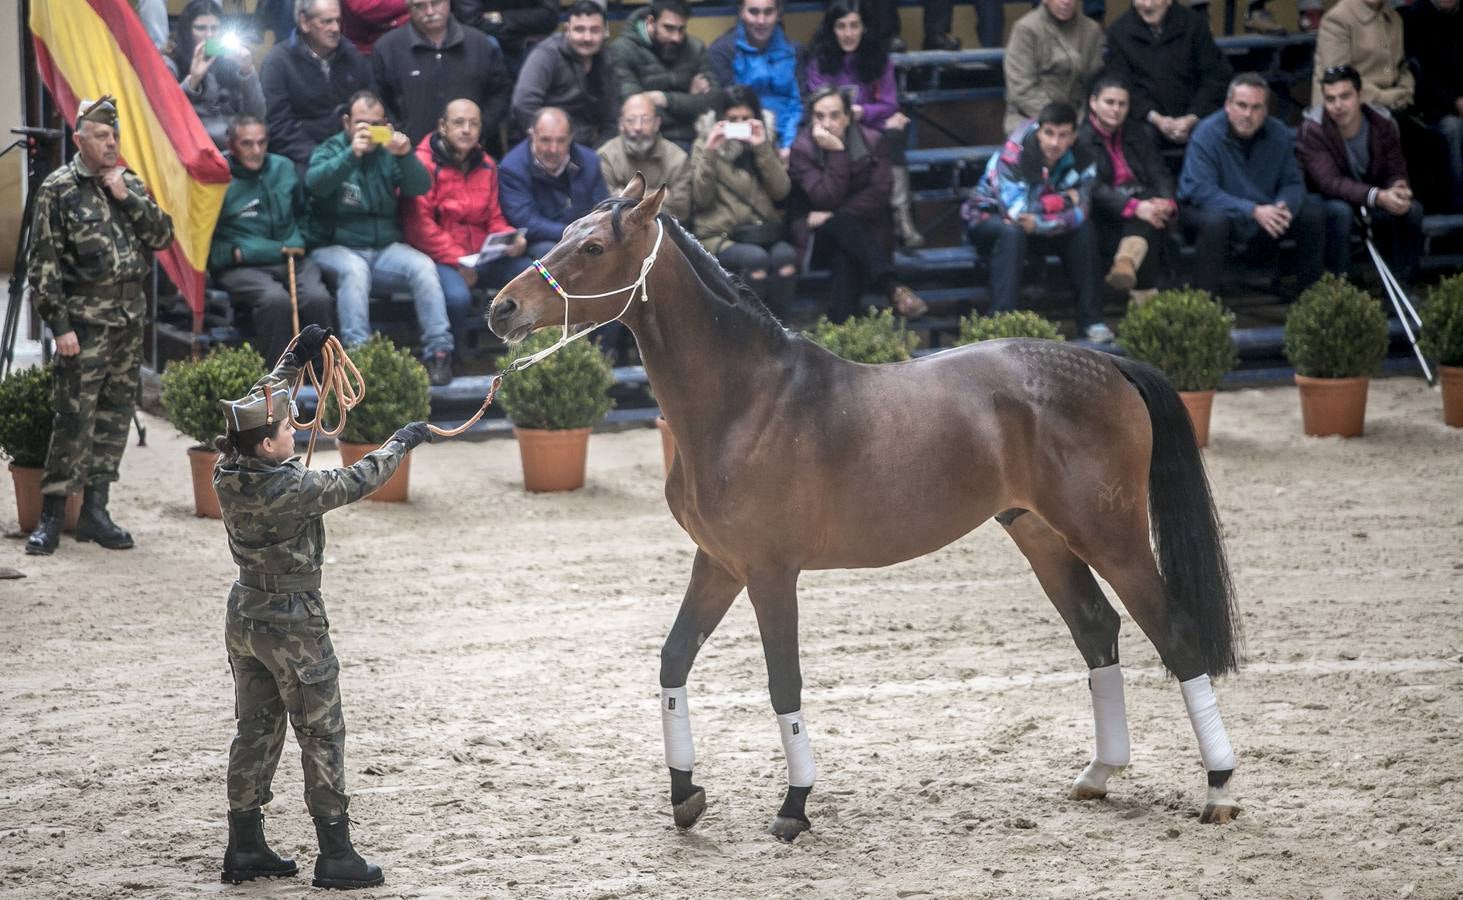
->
[1207, 768, 1234, 788]
[669, 768, 706, 830]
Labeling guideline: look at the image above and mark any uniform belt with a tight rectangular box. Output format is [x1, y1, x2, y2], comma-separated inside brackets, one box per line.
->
[238, 569, 321, 592]
[66, 281, 142, 299]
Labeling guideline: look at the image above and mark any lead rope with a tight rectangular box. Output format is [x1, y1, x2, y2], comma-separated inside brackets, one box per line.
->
[283, 220, 665, 453]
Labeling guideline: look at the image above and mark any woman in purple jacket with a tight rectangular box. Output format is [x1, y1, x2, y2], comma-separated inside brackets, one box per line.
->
[804, 0, 922, 247]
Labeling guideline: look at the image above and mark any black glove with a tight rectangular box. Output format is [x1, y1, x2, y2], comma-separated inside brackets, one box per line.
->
[390, 421, 433, 450]
[293, 324, 332, 364]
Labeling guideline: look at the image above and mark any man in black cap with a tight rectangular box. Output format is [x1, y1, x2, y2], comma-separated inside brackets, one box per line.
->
[25, 95, 174, 556]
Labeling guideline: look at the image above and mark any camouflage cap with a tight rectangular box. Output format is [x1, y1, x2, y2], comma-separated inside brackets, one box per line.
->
[77, 95, 119, 128]
[220, 385, 293, 433]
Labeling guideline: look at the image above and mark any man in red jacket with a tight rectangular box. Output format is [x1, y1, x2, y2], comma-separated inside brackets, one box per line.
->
[1298, 64, 1423, 284]
[404, 98, 532, 332]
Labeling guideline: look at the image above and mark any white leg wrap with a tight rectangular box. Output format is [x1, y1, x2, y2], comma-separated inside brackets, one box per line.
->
[661, 686, 694, 771]
[1088, 664, 1131, 767]
[1181, 674, 1236, 772]
[776, 710, 816, 788]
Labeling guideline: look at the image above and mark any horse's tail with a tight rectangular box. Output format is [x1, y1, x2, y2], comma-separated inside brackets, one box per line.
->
[1111, 356, 1242, 677]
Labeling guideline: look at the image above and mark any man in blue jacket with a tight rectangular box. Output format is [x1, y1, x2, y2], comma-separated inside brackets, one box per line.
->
[706, 0, 802, 154]
[306, 90, 460, 385]
[498, 107, 609, 259]
[1178, 73, 1329, 298]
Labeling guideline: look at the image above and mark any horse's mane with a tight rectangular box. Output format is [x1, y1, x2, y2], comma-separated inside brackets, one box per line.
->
[593, 196, 790, 344]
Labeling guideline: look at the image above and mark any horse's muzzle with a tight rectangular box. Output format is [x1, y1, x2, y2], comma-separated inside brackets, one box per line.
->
[487, 296, 532, 342]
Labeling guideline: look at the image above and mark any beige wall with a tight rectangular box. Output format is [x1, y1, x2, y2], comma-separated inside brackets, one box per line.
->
[0, 4, 24, 271]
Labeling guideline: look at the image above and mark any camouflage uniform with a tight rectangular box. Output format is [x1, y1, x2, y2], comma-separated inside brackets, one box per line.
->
[27, 128, 174, 496]
[215, 358, 409, 817]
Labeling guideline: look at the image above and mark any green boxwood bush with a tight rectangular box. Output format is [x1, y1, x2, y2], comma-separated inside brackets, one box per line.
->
[325, 334, 431, 444]
[956, 310, 1064, 344]
[161, 344, 267, 446]
[1419, 273, 1463, 368]
[1284, 275, 1390, 379]
[495, 329, 615, 430]
[1117, 288, 1236, 391]
[809, 308, 919, 363]
[0, 365, 57, 468]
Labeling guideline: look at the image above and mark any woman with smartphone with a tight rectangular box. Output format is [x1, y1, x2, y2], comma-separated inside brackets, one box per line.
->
[166, 0, 266, 150]
[803, 0, 922, 248]
[689, 86, 800, 318]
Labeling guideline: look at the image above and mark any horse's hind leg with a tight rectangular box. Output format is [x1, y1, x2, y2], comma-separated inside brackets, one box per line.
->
[745, 568, 814, 843]
[1001, 510, 1130, 801]
[660, 549, 744, 830]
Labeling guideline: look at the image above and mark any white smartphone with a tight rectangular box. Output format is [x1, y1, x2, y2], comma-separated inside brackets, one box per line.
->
[723, 121, 752, 141]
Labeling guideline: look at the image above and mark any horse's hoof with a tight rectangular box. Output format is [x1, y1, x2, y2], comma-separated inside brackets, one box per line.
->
[1200, 801, 1240, 824]
[1069, 783, 1108, 801]
[1069, 760, 1123, 801]
[769, 815, 810, 843]
[672, 787, 706, 829]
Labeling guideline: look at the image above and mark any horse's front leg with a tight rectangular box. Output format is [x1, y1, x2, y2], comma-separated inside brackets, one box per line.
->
[660, 549, 744, 830]
[747, 568, 813, 843]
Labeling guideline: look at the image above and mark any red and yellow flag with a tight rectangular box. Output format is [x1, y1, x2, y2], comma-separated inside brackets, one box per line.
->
[31, 0, 232, 331]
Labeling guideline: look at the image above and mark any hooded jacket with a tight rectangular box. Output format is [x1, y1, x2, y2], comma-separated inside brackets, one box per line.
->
[209, 152, 309, 272]
[707, 24, 803, 149]
[303, 129, 432, 249]
[688, 109, 790, 255]
[404, 132, 515, 266]
[510, 33, 619, 147]
[610, 7, 719, 145]
[1296, 103, 1409, 207]
[963, 119, 1097, 236]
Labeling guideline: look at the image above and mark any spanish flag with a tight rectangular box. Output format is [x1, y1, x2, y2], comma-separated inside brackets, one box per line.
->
[31, 0, 231, 332]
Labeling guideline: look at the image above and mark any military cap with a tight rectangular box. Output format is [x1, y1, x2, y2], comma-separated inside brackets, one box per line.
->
[220, 385, 294, 433]
[76, 95, 119, 128]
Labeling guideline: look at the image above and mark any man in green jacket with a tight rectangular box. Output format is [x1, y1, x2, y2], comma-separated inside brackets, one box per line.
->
[610, 0, 719, 148]
[210, 115, 335, 366]
[306, 90, 459, 386]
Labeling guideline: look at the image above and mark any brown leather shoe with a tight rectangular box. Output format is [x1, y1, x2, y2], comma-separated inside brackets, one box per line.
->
[889, 284, 928, 318]
[1105, 257, 1137, 291]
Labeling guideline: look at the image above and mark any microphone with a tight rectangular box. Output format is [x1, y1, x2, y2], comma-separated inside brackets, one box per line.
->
[10, 126, 64, 140]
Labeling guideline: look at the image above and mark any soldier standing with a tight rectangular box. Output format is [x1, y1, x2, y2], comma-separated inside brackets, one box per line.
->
[24, 95, 175, 555]
[214, 324, 433, 889]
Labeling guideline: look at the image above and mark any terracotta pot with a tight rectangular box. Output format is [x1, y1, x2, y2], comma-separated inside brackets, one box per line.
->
[1440, 365, 1463, 429]
[337, 440, 413, 502]
[655, 416, 676, 475]
[188, 447, 223, 518]
[1294, 374, 1370, 438]
[1178, 390, 1215, 448]
[8, 464, 82, 533]
[513, 426, 591, 492]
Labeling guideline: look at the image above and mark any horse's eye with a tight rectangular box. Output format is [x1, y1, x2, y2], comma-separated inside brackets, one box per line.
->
[583, 243, 604, 256]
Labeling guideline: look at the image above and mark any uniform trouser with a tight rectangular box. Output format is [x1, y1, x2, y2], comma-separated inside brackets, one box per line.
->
[968, 217, 1103, 329]
[1180, 200, 1326, 298]
[43, 317, 142, 496]
[225, 593, 348, 818]
[215, 262, 336, 367]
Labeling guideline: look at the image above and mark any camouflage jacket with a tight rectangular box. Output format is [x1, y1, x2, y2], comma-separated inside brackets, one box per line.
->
[215, 359, 409, 605]
[27, 156, 174, 335]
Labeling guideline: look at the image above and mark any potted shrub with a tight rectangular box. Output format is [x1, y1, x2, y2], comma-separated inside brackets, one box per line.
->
[496, 329, 615, 492]
[323, 334, 430, 502]
[160, 344, 267, 517]
[1283, 274, 1389, 438]
[956, 309, 1065, 344]
[809, 308, 919, 363]
[0, 365, 82, 532]
[1117, 288, 1236, 447]
[1419, 273, 1463, 428]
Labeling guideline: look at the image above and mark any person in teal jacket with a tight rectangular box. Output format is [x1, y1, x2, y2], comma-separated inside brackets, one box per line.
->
[210, 115, 335, 366]
[305, 89, 460, 386]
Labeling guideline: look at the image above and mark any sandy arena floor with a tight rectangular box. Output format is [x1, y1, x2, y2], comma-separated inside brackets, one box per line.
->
[1, 376, 1460, 899]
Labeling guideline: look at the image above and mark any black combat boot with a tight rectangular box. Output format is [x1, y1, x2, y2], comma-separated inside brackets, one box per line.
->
[311, 816, 384, 890]
[74, 482, 134, 549]
[221, 808, 298, 884]
[24, 495, 67, 555]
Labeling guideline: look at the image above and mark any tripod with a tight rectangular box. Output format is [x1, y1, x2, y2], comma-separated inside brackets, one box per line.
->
[1358, 206, 1433, 386]
[1, 126, 60, 379]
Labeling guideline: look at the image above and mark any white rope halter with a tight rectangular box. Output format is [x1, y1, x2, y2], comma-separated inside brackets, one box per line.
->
[500, 219, 665, 375]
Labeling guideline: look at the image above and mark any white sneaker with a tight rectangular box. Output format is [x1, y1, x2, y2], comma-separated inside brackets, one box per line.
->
[1085, 323, 1115, 344]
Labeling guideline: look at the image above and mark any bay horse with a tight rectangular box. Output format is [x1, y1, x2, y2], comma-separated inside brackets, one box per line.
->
[488, 176, 1243, 841]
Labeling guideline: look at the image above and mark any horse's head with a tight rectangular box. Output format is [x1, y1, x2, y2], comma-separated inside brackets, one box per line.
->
[488, 174, 668, 343]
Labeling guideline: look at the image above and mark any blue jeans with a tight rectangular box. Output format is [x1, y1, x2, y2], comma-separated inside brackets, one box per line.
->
[968, 217, 1102, 329]
[310, 243, 454, 355]
[435, 257, 534, 333]
[1320, 197, 1425, 286]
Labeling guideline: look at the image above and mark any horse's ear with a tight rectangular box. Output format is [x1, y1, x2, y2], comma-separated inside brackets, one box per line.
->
[628, 182, 667, 225]
[619, 172, 647, 201]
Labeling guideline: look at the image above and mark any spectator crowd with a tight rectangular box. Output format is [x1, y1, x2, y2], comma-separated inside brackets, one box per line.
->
[131, 0, 1461, 361]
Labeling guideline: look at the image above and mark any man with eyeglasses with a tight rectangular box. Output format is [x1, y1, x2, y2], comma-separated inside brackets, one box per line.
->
[261, 0, 376, 176]
[611, 0, 719, 149]
[707, 0, 803, 156]
[511, 0, 619, 148]
[373, 0, 510, 149]
[598, 94, 692, 221]
[499, 106, 610, 259]
[1299, 65, 1424, 284]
